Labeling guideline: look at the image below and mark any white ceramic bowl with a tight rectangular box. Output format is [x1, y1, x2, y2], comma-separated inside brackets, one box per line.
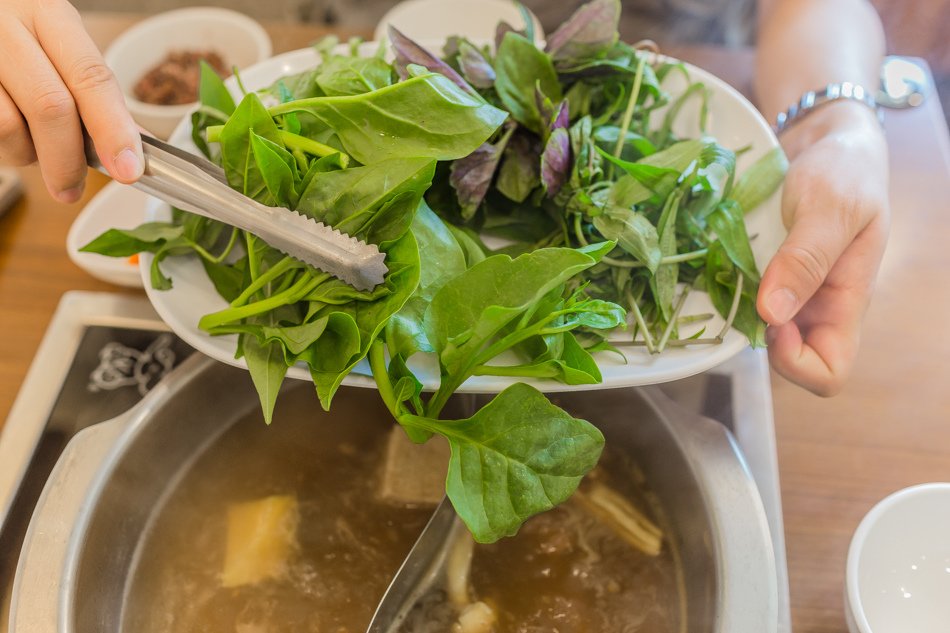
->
[374, 0, 544, 46]
[846, 483, 950, 633]
[103, 7, 272, 139]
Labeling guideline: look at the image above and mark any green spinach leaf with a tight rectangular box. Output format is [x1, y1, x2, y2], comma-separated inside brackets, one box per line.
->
[401, 382, 604, 543]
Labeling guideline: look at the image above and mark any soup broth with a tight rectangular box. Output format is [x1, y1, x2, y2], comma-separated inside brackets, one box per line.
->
[399, 452, 680, 633]
[122, 384, 681, 633]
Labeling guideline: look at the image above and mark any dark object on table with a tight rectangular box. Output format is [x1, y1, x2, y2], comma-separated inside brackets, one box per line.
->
[0, 168, 23, 218]
[133, 50, 229, 105]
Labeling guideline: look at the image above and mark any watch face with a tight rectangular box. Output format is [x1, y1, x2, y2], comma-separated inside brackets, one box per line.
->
[879, 56, 928, 109]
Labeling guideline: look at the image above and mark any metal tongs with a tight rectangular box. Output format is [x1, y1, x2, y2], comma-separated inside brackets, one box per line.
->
[84, 133, 388, 291]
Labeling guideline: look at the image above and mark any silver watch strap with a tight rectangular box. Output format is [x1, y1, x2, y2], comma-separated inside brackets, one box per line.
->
[774, 81, 882, 134]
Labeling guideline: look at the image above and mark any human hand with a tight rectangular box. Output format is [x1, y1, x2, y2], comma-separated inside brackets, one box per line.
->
[0, 0, 143, 202]
[757, 101, 890, 396]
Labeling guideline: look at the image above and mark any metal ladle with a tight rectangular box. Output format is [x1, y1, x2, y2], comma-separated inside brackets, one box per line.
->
[366, 496, 466, 633]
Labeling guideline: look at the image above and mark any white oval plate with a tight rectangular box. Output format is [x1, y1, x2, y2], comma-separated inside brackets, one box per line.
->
[68, 181, 150, 288]
[141, 45, 785, 393]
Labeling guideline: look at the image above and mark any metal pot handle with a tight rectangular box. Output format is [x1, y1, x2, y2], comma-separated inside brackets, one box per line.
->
[9, 354, 217, 633]
[643, 387, 779, 633]
[9, 414, 129, 633]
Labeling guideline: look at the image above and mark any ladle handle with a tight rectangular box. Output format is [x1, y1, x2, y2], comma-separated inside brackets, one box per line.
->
[366, 495, 463, 633]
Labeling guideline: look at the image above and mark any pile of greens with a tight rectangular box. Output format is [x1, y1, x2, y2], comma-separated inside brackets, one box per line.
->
[82, 0, 784, 543]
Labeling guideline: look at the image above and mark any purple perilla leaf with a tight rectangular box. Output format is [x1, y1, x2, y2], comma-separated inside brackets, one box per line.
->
[497, 132, 541, 203]
[451, 125, 515, 219]
[495, 21, 517, 51]
[541, 101, 571, 197]
[545, 0, 621, 64]
[458, 41, 496, 89]
[552, 100, 570, 131]
[389, 25, 476, 95]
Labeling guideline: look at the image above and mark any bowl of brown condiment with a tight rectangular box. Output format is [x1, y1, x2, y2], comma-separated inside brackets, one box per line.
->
[104, 8, 272, 139]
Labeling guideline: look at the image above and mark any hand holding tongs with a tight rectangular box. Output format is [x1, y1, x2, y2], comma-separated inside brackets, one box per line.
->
[84, 132, 387, 291]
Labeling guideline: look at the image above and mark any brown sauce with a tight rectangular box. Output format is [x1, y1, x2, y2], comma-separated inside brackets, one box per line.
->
[122, 385, 680, 633]
[133, 50, 228, 105]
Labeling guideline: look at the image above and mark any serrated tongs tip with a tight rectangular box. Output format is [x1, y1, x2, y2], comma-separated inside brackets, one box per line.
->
[85, 132, 388, 292]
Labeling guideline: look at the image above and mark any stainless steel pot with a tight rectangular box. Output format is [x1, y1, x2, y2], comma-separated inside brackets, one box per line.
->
[11, 355, 777, 632]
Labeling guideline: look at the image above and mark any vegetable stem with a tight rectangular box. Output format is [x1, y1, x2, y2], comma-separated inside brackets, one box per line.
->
[189, 227, 239, 264]
[196, 105, 230, 122]
[278, 130, 350, 166]
[716, 271, 744, 341]
[244, 233, 259, 280]
[199, 273, 322, 330]
[610, 54, 648, 176]
[656, 285, 690, 353]
[229, 256, 301, 307]
[573, 214, 590, 246]
[427, 306, 574, 417]
[291, 147, 309, 173]
[368, 340, 400, 418]
[206, 125, 223, 143]
[625, 289, 656, 353]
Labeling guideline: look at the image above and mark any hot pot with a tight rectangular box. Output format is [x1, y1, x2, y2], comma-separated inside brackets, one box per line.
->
[10, 354, 777, 632]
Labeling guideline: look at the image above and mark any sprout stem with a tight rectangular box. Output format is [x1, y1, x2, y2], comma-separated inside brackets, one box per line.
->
[656, 285, 691, 353]
[717, 271, 744, 341]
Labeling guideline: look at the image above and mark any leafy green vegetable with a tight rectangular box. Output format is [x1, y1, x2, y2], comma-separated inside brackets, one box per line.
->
[386, 203, 468, 358]
[269, 72, 507, 164]
[401, 383, 604, 542]
[592, 207, 659, 269]
[314, 51, 394, 96]
[424, 244, 612, 381]
[219, 93, 283, 201]
[731, 147, 789, 213]
[191, 61, 235, 159]
[494, 32, 562, 134]
[79, 223, 185, 256]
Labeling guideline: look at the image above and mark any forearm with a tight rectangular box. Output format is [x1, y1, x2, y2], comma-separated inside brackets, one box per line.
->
[755, 0, 886, 156]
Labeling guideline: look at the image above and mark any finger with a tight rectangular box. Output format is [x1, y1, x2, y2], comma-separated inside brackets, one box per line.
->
[757, 201, 857, 326]
[766, 319, 859, 397]
[33, 0, 144, 183]
[0, 81, 35, 165]
[0, 20, 85, 202]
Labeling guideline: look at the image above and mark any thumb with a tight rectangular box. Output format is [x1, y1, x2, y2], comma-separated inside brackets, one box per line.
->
[757, 211, 852, 326]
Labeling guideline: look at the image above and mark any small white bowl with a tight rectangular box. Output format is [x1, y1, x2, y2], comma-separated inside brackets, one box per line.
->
[374, 0, 544, 46]
[846, 483, 950, 633]
[66, 182, 151, 288]
[103, 7, 272, 139]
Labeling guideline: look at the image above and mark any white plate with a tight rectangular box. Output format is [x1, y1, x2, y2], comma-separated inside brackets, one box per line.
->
[67, 182, 150, 288]
[141, 46, 785, 393]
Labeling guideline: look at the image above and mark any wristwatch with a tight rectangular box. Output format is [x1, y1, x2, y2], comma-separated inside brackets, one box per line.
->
[774, 81, 883, 134]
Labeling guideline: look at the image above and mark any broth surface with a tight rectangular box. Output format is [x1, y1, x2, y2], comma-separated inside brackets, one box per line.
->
[122, 386, 433, 633]
[400, 451, 680, 633]
[123, 385, 680, 633]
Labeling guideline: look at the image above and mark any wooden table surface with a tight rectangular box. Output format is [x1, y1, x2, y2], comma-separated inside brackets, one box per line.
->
[2, 13, 950, 633]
